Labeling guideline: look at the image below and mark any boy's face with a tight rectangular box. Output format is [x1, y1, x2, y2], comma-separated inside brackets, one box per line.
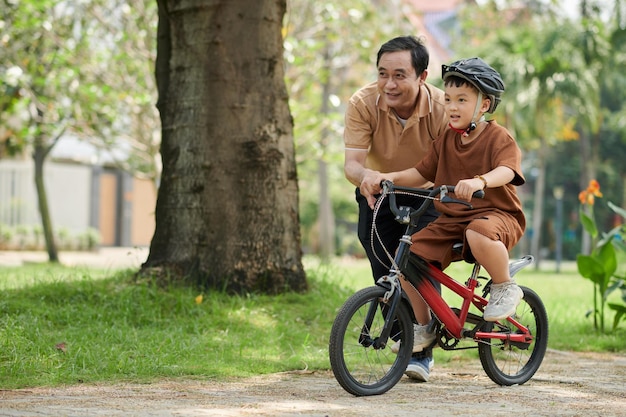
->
[444, 82, 490, 131]
[377, 50, 427, 119]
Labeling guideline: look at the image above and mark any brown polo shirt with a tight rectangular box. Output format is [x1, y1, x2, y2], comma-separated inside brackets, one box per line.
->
[344, 81, 448, 172]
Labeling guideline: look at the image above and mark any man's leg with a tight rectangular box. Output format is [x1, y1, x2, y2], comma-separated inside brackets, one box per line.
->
[356, 188, 440, 382]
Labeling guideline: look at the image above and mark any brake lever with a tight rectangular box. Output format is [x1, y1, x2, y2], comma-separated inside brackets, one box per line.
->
[439, 185, 474, 209]
[441, 195, 473, 209]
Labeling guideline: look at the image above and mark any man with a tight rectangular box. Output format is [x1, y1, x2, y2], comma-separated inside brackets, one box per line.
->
[343, 35, 448, 382]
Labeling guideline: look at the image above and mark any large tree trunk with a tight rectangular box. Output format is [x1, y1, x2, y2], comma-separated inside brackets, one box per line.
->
[144, 0, 306, 294]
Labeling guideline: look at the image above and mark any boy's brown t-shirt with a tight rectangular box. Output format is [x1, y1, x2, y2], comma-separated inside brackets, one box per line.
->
[415, 120, 526, 230]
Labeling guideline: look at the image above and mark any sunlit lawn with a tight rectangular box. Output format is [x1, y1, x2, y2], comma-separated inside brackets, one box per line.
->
[0, 255, 623, 389]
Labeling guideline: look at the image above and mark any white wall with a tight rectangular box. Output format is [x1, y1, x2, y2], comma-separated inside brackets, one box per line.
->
[0, 160, 39, 226]
[0, 160, 91, 234]
[46, 162, 92, 234]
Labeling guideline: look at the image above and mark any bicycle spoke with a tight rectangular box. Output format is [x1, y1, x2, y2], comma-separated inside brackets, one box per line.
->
[478, 286, 548, 385]
[329, 286, 413, 396]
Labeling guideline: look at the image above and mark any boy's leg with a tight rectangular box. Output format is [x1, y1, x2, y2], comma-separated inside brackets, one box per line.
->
[465, 229, 511, 285]
[400, 278, 431, 325]
[465, 226, 523, 321]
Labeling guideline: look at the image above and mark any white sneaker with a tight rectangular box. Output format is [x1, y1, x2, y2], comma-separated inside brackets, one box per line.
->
[390, 323, 435, 353]
[484, 282, 523, 321]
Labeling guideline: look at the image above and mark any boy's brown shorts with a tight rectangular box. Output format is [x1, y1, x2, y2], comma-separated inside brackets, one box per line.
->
[409, 211, 524, 270]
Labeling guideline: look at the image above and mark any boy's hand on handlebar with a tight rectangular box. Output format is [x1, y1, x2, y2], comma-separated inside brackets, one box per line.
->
[454, 178, 485, 201]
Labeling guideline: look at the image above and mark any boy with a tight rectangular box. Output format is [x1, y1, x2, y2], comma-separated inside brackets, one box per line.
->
[361, 57, 526, 379]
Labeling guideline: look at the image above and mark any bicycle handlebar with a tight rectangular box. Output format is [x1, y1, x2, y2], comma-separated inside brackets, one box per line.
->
[381, 180, 485, 226]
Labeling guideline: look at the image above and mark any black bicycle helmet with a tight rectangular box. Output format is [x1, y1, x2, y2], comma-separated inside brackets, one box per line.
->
[442, 57, 505, 113]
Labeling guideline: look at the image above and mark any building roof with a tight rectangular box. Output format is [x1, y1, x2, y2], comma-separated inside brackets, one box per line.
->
[404, 0, 476, 79]
[407, 0, 467, 13]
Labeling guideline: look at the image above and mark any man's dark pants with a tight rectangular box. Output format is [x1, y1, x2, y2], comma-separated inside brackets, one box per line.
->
[355, 187, 440, 361]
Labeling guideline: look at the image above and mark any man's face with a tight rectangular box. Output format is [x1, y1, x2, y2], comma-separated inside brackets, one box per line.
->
[376, 50, 425, 117]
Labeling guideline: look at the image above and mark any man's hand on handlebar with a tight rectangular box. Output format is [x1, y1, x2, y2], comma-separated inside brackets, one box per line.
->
[361, 168, 434, 209]
[359, 170, 386, 209]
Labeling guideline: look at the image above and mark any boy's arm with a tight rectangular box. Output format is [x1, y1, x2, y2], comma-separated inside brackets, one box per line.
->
[454, 166, 515, 201]
[360, 168, 429, 209]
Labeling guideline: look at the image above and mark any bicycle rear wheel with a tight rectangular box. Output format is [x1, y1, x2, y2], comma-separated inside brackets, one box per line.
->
[328, 286, 413, 396]
[478, 286, 548, 385]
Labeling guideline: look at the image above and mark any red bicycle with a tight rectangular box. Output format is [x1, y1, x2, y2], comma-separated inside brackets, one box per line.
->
[328, 181, 548, 396]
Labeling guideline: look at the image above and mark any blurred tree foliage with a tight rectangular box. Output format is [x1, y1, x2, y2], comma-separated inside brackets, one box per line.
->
[283, 0, 414, 256]
[1, 0, 159, 260]
[1, 0, 625, 263]
[451, 0, 626, 262]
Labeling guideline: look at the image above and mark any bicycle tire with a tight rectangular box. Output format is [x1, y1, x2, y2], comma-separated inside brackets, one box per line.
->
[478, 286, 548, 385]
[328, 286, 413, 396]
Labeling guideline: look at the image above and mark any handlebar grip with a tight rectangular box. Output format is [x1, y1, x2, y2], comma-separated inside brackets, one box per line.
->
[380, 180, 393, 192]
[446, 185, 485, 199]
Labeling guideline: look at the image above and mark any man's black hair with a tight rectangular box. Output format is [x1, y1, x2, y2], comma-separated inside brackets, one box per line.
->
[376, 36, 429, 75]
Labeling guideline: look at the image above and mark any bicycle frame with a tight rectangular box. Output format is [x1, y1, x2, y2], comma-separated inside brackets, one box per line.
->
[377, 181, 533, 348]
[403, 255, 533, 345]
[329, 181, 547, 395]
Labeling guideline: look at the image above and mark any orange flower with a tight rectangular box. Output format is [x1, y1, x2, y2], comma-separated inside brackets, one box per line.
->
[579, 179, 603, 205]
[588, 179, 602, 195]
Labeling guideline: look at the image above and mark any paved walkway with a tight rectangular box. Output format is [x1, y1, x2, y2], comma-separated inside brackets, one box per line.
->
[0, 247, 149, 269]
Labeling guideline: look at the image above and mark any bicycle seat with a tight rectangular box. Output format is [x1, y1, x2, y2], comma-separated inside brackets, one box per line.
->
[510, 255, 534, 277]
[452, 242, 464, 254]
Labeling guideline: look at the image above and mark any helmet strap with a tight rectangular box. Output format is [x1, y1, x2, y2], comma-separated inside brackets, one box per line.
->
[468, 91, 483, 132]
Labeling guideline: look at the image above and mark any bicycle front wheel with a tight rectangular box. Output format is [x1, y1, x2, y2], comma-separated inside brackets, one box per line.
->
[478, 285, 548, 385]
[328, 286, 413, 396]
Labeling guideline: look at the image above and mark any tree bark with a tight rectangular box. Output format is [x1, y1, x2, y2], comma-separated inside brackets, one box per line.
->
[145, 0, 306, 294]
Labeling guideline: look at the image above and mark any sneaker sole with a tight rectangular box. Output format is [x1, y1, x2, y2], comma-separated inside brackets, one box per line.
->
[484, 308, 516, 322]
[390, 338, 435, 354]
[405, 367, 429, 382]
[404, 359, 434, 382]
[412, 338, 435, 352]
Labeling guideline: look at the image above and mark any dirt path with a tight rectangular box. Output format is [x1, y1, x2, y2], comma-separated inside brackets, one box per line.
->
[1, 349, 625, 417]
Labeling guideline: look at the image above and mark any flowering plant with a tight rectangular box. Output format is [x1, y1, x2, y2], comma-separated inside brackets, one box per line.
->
[576, 180, 626, 332]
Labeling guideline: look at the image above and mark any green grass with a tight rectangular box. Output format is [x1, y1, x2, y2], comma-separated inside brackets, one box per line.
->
[514, 266, 625, 352]
[1, 257, 624, 389]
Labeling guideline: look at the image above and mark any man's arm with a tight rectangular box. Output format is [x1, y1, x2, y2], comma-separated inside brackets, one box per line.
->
[344, 148, 370, 188]
[360, 168, 428, 209]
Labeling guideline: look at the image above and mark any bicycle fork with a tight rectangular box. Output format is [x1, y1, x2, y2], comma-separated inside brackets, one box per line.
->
[358, 270, 404, 350]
